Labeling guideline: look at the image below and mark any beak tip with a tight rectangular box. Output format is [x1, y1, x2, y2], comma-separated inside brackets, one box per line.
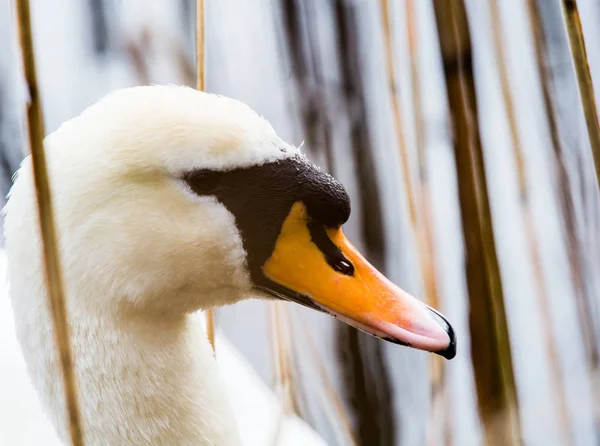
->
[436, 335, 457, 360]
[426, 306, 457, 360]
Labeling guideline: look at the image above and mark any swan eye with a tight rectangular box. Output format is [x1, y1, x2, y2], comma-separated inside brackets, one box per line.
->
[183, 170, 220, 196]
[307, 220, 354, 276]
[333, 258, 354, 276]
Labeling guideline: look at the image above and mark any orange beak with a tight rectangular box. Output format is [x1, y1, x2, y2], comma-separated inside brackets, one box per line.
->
[262, 202, 456, 359]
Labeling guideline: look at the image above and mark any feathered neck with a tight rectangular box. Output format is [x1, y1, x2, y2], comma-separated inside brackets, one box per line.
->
[8, 277, 240, 446]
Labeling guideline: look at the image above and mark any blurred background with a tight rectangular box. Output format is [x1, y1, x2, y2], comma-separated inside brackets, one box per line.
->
[1, 0, 600, 445]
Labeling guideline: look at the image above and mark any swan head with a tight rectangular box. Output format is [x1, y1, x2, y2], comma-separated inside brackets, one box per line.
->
[6, 85, 456, 359]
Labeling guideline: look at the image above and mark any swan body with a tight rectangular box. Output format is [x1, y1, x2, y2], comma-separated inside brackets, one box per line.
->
[4, 86, 455, 445]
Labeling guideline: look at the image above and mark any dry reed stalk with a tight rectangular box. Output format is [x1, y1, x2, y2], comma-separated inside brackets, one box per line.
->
[407, 4, 454, 444]
[333, 2, 396, 443]
[279, 0, 328, 165]
[432, 1, 521, 444]
[279, 0, 395, 439]
[528, 0, 598, 368]
[379, 0, 416, 228]
[123, 28, 151, 85]
[195, 0, 214, 350]
[268, 2, 324, 432]
[560, 0, 600, 190]
[267, 304, 299, 446]
[488, 0, 571, 442]
[381, 1, 448, 443]
[405, 0, 442, 314]
[298, 317, 358, 446]
[557, 0, 600, 390]
[168, 38, 196, 86]
[195, 0, 205, 91]
[269, 303, 296, 416]
[527, 0, 600, 434]
[15, 1, 84, 444]
[278, 1, 391, 439]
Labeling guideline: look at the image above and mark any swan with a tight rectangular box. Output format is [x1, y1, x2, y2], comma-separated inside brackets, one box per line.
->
[3, 85, 456, 446]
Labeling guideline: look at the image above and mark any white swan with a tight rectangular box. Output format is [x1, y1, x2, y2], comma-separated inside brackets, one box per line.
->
[0, 263, 326, 446]
[3, 85, 455, 445]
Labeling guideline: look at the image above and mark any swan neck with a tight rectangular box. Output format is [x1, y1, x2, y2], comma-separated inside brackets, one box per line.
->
[13, 291, 239, 446]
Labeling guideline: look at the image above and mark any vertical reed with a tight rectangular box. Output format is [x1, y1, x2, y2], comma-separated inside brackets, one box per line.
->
[557, 0, 600, 375]
[278, 0, 335, 169]
[488, 0, 570, 442]
[15, 1, 84, 444]
[560, 0, 600, 190]
[269, 303, 296, 416]
[432, 1, 521, 444]
[276, 0, 360, 437]
[528, 0, 600, 434]
[379, 0, 415, 228]
[195, 0, 214, 350]
[298, 317, 358, 446]
[195, 0, 205, 91]
[406, 3, 452, 443]
[333, 1, 396, 443]
[380, 0, 448, 443]
[87, 0, 109, 56]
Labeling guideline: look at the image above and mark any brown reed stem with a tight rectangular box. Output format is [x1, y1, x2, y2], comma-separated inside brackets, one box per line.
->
[380, 0, 416, 228]
[528, 0, 600, 435]
[269, 303, 296, 416]
[298, 317, 358, 446]
[488, 0, 571, 443]
[332, 3, 396, 443]
[433, 1, 522, 444]
[196, 0, 205, 92]
[195, 0, 214, 351]
[15, 1, 84, 444]
[560, 0, 600, 190]
[381, 1, 448, 443]
[278, 2, 390, 438]
[267, 304, 300, 446]
[205, 307, 215, 351]
[528, 0, 599, 369]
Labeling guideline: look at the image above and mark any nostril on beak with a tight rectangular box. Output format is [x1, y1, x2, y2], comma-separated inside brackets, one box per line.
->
[426, 307, 457, 360]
